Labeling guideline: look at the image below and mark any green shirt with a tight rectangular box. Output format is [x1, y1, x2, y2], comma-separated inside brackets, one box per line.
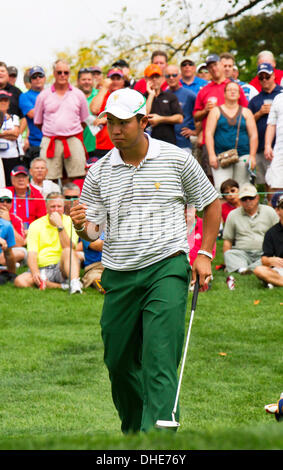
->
[83, 88, 99, 153]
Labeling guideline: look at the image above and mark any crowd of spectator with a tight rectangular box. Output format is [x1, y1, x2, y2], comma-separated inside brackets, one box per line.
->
[0, 48, 282, 291]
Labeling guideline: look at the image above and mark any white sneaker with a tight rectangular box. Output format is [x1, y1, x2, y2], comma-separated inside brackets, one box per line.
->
[70, 278, 82, 294]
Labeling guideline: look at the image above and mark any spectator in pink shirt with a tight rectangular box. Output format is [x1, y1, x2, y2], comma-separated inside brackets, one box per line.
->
[34, 59, 89, 184]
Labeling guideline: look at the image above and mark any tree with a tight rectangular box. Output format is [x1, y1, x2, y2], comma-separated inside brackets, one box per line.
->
[202, 8, 283, 81]
[54, 0, 281, 81]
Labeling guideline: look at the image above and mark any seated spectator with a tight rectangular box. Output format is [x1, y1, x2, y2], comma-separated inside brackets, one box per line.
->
[0, 188, 26, 266]
[29, 158, 60, 198]
[90, 67, 125, 157]
[271, 191, 283, 209]
[62, 182, 81, 215]
[0, 90, 21, 186]
[223, 183, 279, 280]
[254, 195, 283, 288]
[205, 81, 257, 193]
[0, 204, 16, 284]
[33, 59, 89, 184]
[19, 66, 46, 168]
[6, 165, 46, 230]
[81, 232, 105, 292]
[72, 156, 99, 194]
[145, 64, 183, 145]
[220, 179, 240, 224]
[250, 50, 283, 92]
[14, 192, 82, 293]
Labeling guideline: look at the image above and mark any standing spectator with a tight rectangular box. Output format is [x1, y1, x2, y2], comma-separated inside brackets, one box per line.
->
[250, 51, 283, 92]
[264, 92, 283, 194]
[0, 62, 23, 118]
[193, 54, 248, 181]
[0, 188, 26, 266]
[88, 66, 103, 90]
[223, 183, 278, 277]
[34, 59, 89, 183]
[19, 66, 46, 168]
[0, 90, 21, 186]
[90, 68, 125, 157]
[7, 67, 18, 87]
[29, 158, 60, 198]
[145, 64, 183, 145]
[248, 63, 283, 197]
[180, 57, 207, 95]
[6, 165, 46, 229]
[112, 59, 136, 88]
[205, 81, 257, 193]
[254, 194, 283, 288]
[164, 64, 196, 151]
[77, 68, 99, 159]
[14, 192, 81, 293]
[196, 63, 211, 82]
[219, 52, 258, 102]
[134, 50, 169, 95]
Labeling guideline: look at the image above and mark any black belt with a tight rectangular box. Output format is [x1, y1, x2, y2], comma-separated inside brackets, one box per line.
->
[167, 251, 184, 259]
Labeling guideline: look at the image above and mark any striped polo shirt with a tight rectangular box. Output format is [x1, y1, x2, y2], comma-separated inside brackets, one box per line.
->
[80, 134, 218, 271]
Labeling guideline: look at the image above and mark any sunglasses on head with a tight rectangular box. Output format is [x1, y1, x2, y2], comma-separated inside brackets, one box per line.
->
[258, 74, 271, 81]
[241, 196, 256, 202]
[0, 198, 12, 203]
[31, 73, 44, 79]
[64, 195, 79, 200]
[165, 73, 178, 78]
[56, 70, 70, 75]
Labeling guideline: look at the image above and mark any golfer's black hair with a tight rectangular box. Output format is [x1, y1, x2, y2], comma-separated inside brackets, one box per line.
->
[135, 113, 146, 123]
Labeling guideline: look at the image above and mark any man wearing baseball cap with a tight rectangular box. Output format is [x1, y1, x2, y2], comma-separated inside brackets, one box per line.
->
[249, 50, 283, 92]
[70, 87, 221, 433]
[89, 67, 125, 158]
[19, 66, 46, 167]
[223, 183, 278, 279]
[254, 194, 283, 288]
[7, 66, 18, 87]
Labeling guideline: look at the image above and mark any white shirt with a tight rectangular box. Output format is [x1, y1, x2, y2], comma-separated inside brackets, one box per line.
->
[267, 93, 283, 155]
[0, 115, 20, 158]
[30, 179, 61, 198]
[80, 135, 218, 271]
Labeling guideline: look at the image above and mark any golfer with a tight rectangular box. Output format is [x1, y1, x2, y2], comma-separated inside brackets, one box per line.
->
[70, 88, 220, 433]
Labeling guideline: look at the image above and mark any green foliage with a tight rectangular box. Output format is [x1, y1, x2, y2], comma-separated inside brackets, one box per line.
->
[202, 8, 283, 82]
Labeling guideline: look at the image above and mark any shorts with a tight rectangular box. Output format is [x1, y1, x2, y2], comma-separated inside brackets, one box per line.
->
[39, 263, 65, 284]
[255, 152, 270, 185]
[40, 136, 86, 179]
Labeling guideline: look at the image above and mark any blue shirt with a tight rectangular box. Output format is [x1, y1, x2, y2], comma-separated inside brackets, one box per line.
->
[171, 87, 196, 149]
[180, 76, 207, 95]
[214, 109, 250, 157]
[19, 89, 43, 146]
[0, 218, 15, 254]
[248, 85, 283, 152]
[83, 232, 104, 267]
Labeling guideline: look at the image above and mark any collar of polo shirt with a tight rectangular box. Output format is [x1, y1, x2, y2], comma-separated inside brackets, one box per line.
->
[109, 134, 161, 166]
[51, 83, 73, 92]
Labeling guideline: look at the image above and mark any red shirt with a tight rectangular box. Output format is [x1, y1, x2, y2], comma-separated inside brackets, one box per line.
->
[249, 68, 283, 92]
[221, 202, 237, 223]
[187, 216, 216, 266]
[193, 79, 248, 145]
[96, 91, 114, 151]
[10, 213, 25, 238]
[7, 185, 46, 227]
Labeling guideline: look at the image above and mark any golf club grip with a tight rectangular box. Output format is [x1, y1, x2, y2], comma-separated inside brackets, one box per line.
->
[191, 275, 199, 311]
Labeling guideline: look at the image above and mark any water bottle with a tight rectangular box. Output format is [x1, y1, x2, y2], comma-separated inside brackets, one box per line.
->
[40, 269, 47, 290]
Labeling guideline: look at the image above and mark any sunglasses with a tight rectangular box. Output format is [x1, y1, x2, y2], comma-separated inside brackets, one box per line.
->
[31, 73, 45, 79]
[0, 198, 12, 203]
[182, 62, 194, 67]
[258, 75, 271, 81]
[64, 195, 79, 200]
[241, 196, 256, 202]
[165, 73, 178, 78]
[56, 70, 70, 76]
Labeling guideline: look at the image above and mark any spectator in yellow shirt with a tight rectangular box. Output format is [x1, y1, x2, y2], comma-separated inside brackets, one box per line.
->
[14, 192, 82, 293]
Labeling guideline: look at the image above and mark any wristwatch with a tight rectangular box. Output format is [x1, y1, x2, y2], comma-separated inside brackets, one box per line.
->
[57, 226, 64, 232]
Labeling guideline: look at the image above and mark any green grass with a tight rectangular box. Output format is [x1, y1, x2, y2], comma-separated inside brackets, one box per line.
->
[0, 243, 282, 450]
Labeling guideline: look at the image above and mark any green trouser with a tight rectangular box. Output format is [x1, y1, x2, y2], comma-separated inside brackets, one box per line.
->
[100, 253, 191, 433]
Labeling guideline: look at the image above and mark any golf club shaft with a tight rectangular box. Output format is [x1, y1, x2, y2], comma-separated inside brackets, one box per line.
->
[172, 276, 199, 416]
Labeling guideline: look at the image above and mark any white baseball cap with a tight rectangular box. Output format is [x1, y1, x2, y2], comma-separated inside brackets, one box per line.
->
[98, 88, 146, 119]
[0, 188, 13, 199]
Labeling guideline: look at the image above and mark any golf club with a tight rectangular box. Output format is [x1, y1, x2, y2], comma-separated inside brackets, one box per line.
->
[155, 275, 200, 429]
